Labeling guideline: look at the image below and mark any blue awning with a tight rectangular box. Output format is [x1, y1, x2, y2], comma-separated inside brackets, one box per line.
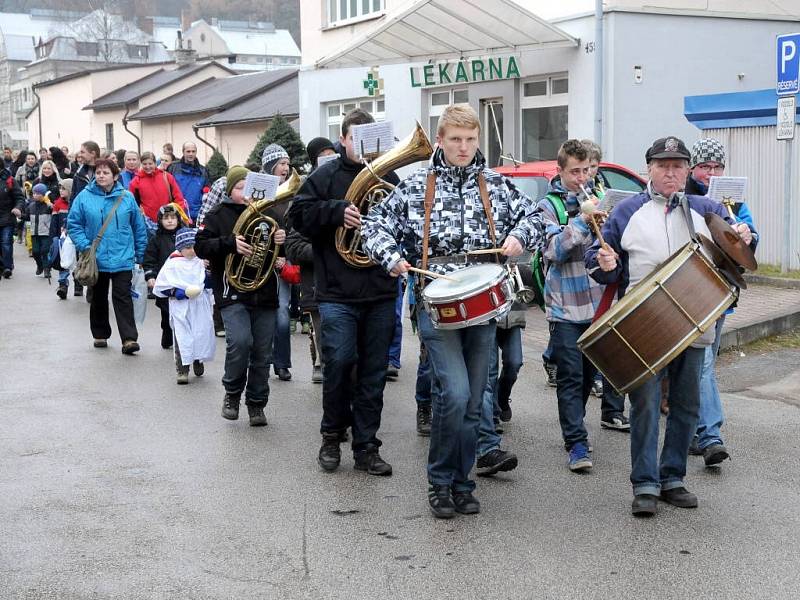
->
[684, 88, 800, 129]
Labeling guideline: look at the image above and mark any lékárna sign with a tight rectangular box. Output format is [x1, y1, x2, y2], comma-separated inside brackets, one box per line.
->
[410, 56, 521, 88]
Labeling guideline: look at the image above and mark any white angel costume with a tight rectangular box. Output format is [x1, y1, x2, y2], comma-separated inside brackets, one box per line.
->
[154, 253, 216, 365]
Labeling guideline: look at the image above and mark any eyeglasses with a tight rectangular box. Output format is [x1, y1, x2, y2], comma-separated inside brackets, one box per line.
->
[696, 164, 724, 173]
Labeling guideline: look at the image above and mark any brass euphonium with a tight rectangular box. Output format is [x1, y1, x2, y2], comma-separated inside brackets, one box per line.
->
[335, 121, 434, 268]
[225, 168, 302, 292]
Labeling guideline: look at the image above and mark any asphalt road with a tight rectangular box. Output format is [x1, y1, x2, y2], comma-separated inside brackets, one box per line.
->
[2, 265, 799, 599]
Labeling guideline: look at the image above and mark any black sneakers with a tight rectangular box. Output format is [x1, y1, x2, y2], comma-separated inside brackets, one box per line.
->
[192, 360, 204, 377]
[660, 487, 698, 508]
[161, 330, 173, 349]
[428, 484, 455, 519]
[121, 340, 140, 355]
[221, 393, 240, 420]
[56, 284, 67, 299]
[476, 449, 518, 477]
[354, 448, 392, 476]
[631, 494, 658, 517]
[247, 404, 267, 427]
[416, 404, 432, 436]
[275, 367, 292, 381]
[452, 491, 480, 515]
[703, 443, 730, 467]
[318, 433, 341, 472]
[543, 361, 557, 387]
[498, 398, 512, 422]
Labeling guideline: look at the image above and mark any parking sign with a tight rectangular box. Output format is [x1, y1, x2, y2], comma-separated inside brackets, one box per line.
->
[777, 33, 800, 95]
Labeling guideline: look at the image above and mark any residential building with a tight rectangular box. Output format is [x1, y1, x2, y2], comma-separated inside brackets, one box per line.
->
[182, 19, 300, 71]
[299, 0, 800, 268]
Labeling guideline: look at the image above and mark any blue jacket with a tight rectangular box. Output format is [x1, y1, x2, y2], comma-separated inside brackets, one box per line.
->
[168, 159, 208, 220]
[67, 180, 148, 272]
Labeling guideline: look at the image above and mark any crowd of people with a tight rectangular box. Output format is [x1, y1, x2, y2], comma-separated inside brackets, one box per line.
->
[0, 102, 758, 519]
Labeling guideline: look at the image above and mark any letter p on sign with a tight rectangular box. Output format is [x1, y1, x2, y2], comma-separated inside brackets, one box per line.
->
[777, 33, 800, 95]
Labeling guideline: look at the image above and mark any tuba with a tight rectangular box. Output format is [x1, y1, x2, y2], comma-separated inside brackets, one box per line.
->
[225, 168, 302, 292]
[335, 121, 433, 268]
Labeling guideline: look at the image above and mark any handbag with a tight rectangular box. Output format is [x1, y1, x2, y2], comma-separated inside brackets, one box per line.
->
[74, 192, 126, 287]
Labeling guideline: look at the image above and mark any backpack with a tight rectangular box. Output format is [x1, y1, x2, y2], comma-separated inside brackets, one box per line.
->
[530, 193, 568, 310]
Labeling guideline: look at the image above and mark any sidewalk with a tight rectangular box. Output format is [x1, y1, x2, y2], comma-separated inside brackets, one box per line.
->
[521, 282, 800, 361]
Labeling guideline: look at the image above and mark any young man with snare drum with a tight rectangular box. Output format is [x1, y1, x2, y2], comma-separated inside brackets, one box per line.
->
[585, 136, 753, 517]
[362, 104, 544, 519]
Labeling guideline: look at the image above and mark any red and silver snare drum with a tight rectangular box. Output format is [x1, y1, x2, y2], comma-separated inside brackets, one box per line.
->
[421, 264, 514, 330]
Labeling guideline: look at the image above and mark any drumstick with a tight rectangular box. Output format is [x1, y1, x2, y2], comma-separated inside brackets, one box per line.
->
[467, 248, 505, 255]
[407, 266, 457, 282]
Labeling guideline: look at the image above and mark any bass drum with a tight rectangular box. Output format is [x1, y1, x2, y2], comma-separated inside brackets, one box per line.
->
[577, 242, 736, 393]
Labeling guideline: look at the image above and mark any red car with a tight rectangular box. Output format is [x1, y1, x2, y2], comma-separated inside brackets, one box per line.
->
[495, 160, 646, 202]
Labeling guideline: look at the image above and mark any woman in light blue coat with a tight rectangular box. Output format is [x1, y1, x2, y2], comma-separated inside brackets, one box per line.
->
[67, 158, 148, 354]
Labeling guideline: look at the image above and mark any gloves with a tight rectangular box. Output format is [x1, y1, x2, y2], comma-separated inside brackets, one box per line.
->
[174, 288, 187, 300]
[280, 263, 301, 284]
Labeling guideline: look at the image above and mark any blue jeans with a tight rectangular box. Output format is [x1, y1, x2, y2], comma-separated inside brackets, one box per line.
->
[697, 316, 727, 449]
[0, 224, 14, 271]
[388, 278, 404, 368]
[550, 321, 596, 448]
[601, 377, 626, 420]
[319, 300, 395, 454]
[629, 347, 704, 496]
[415, 342, 432, 407]
[58, 268, 70, 286]
[220, 303, 276, 406]
[418, 309, 496, 492]
[272, 278, 291, 370]
[478, 342, 502, 457]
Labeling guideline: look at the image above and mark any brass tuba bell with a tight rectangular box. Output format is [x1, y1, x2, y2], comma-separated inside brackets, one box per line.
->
[335, 121, 433, 268]
[225, 168, 302, 292]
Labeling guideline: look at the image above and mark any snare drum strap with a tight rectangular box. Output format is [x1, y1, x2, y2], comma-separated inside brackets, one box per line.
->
[477, 174, 499, 263]
[421, 172, 437, 273]
[679, 195, 699, 243]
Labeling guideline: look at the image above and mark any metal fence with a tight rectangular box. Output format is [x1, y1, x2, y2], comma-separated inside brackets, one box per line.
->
[704, 125, 799, 270]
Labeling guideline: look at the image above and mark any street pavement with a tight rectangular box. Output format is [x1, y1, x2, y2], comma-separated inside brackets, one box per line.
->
[2, 263, 800, 600]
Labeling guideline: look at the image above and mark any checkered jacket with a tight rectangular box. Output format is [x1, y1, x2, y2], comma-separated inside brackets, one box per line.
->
[362, 148, 544, 274]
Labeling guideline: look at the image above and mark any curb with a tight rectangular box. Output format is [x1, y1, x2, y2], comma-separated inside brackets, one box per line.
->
[744, 274, 800, 290]
[720, 308, 800, 350]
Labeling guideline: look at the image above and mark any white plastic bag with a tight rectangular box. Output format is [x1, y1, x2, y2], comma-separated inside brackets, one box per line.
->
[60, 234, 76, 270]
[130, 267, 148, 325]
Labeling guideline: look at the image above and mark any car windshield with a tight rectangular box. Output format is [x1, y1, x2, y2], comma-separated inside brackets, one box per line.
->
[506, 176, 550, 201]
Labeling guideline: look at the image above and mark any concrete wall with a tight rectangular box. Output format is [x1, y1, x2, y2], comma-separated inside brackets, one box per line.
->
[606, 11, 800, 171]
[31, 75, 92, 151]
[214, 121, 269, 166]
[184, 21, 229, 56]
[301, 0, 402, 66]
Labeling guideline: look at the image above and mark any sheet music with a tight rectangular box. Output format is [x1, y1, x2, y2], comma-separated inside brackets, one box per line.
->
[351, 121, 395, 157]
[243, 172, 280, 201]
[707, 176, 748, 204]
[600, 189, 638, 212]
[316, 153, 339, 168]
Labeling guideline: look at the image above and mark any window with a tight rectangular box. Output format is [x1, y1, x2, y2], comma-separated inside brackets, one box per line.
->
[600, 167, 645, 192]
[325, 97, 385, 141]
[328, 0, 384, 25]
[76, 41, 98, 57]
[520, 75, 568, 161]
[105, 124, 114, 153]
[427, 88, 468, 139]
[127, 45, 149, 59]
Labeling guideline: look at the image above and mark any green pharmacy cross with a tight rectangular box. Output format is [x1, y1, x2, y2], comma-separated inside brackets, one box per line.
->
[363, 69, 383, 96]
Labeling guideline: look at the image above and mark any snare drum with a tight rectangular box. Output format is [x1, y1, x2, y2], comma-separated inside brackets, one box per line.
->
[422, 264, 514, 330]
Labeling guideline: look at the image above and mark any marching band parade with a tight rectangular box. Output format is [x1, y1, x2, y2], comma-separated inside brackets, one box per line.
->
[0, 102, 759, 519]
[3, 1, 800, 596]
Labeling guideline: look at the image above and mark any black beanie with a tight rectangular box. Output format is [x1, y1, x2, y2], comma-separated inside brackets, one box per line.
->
[306, 137, 336, 168]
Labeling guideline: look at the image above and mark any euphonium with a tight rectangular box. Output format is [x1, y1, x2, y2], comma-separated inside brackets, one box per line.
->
[225, 168, 301, 292]
[335, 121, 433, 268]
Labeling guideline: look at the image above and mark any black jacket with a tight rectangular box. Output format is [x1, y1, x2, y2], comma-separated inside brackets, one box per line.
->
[0, 169, 25, 227]
[288, 148, 399, 304]
[285, 227, 316, 311]
[71, 164, 95, 202]
[195, 200, 279, 309]
[142, 226, 178, 281]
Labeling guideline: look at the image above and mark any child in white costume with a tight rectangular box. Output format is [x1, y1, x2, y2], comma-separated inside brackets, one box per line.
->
[154, 228, 215, 384]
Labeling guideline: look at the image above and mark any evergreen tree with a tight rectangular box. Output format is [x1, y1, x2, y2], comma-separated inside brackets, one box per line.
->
[248, 113, 308, 173]
[206, 150, 228, 182]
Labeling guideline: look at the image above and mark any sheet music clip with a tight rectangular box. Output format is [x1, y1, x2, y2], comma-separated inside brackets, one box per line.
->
[359, 138, 381, 162]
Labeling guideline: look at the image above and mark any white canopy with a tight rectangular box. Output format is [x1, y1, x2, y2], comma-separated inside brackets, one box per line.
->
[315, 0, 578, 68]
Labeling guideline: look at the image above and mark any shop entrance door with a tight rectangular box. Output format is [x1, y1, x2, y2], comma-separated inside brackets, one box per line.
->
[481, 99, 504, 168]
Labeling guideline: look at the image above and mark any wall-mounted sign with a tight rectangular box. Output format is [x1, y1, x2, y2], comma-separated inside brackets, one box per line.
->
[363, 67, 384, 97]
[410, 56, 521, 88]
